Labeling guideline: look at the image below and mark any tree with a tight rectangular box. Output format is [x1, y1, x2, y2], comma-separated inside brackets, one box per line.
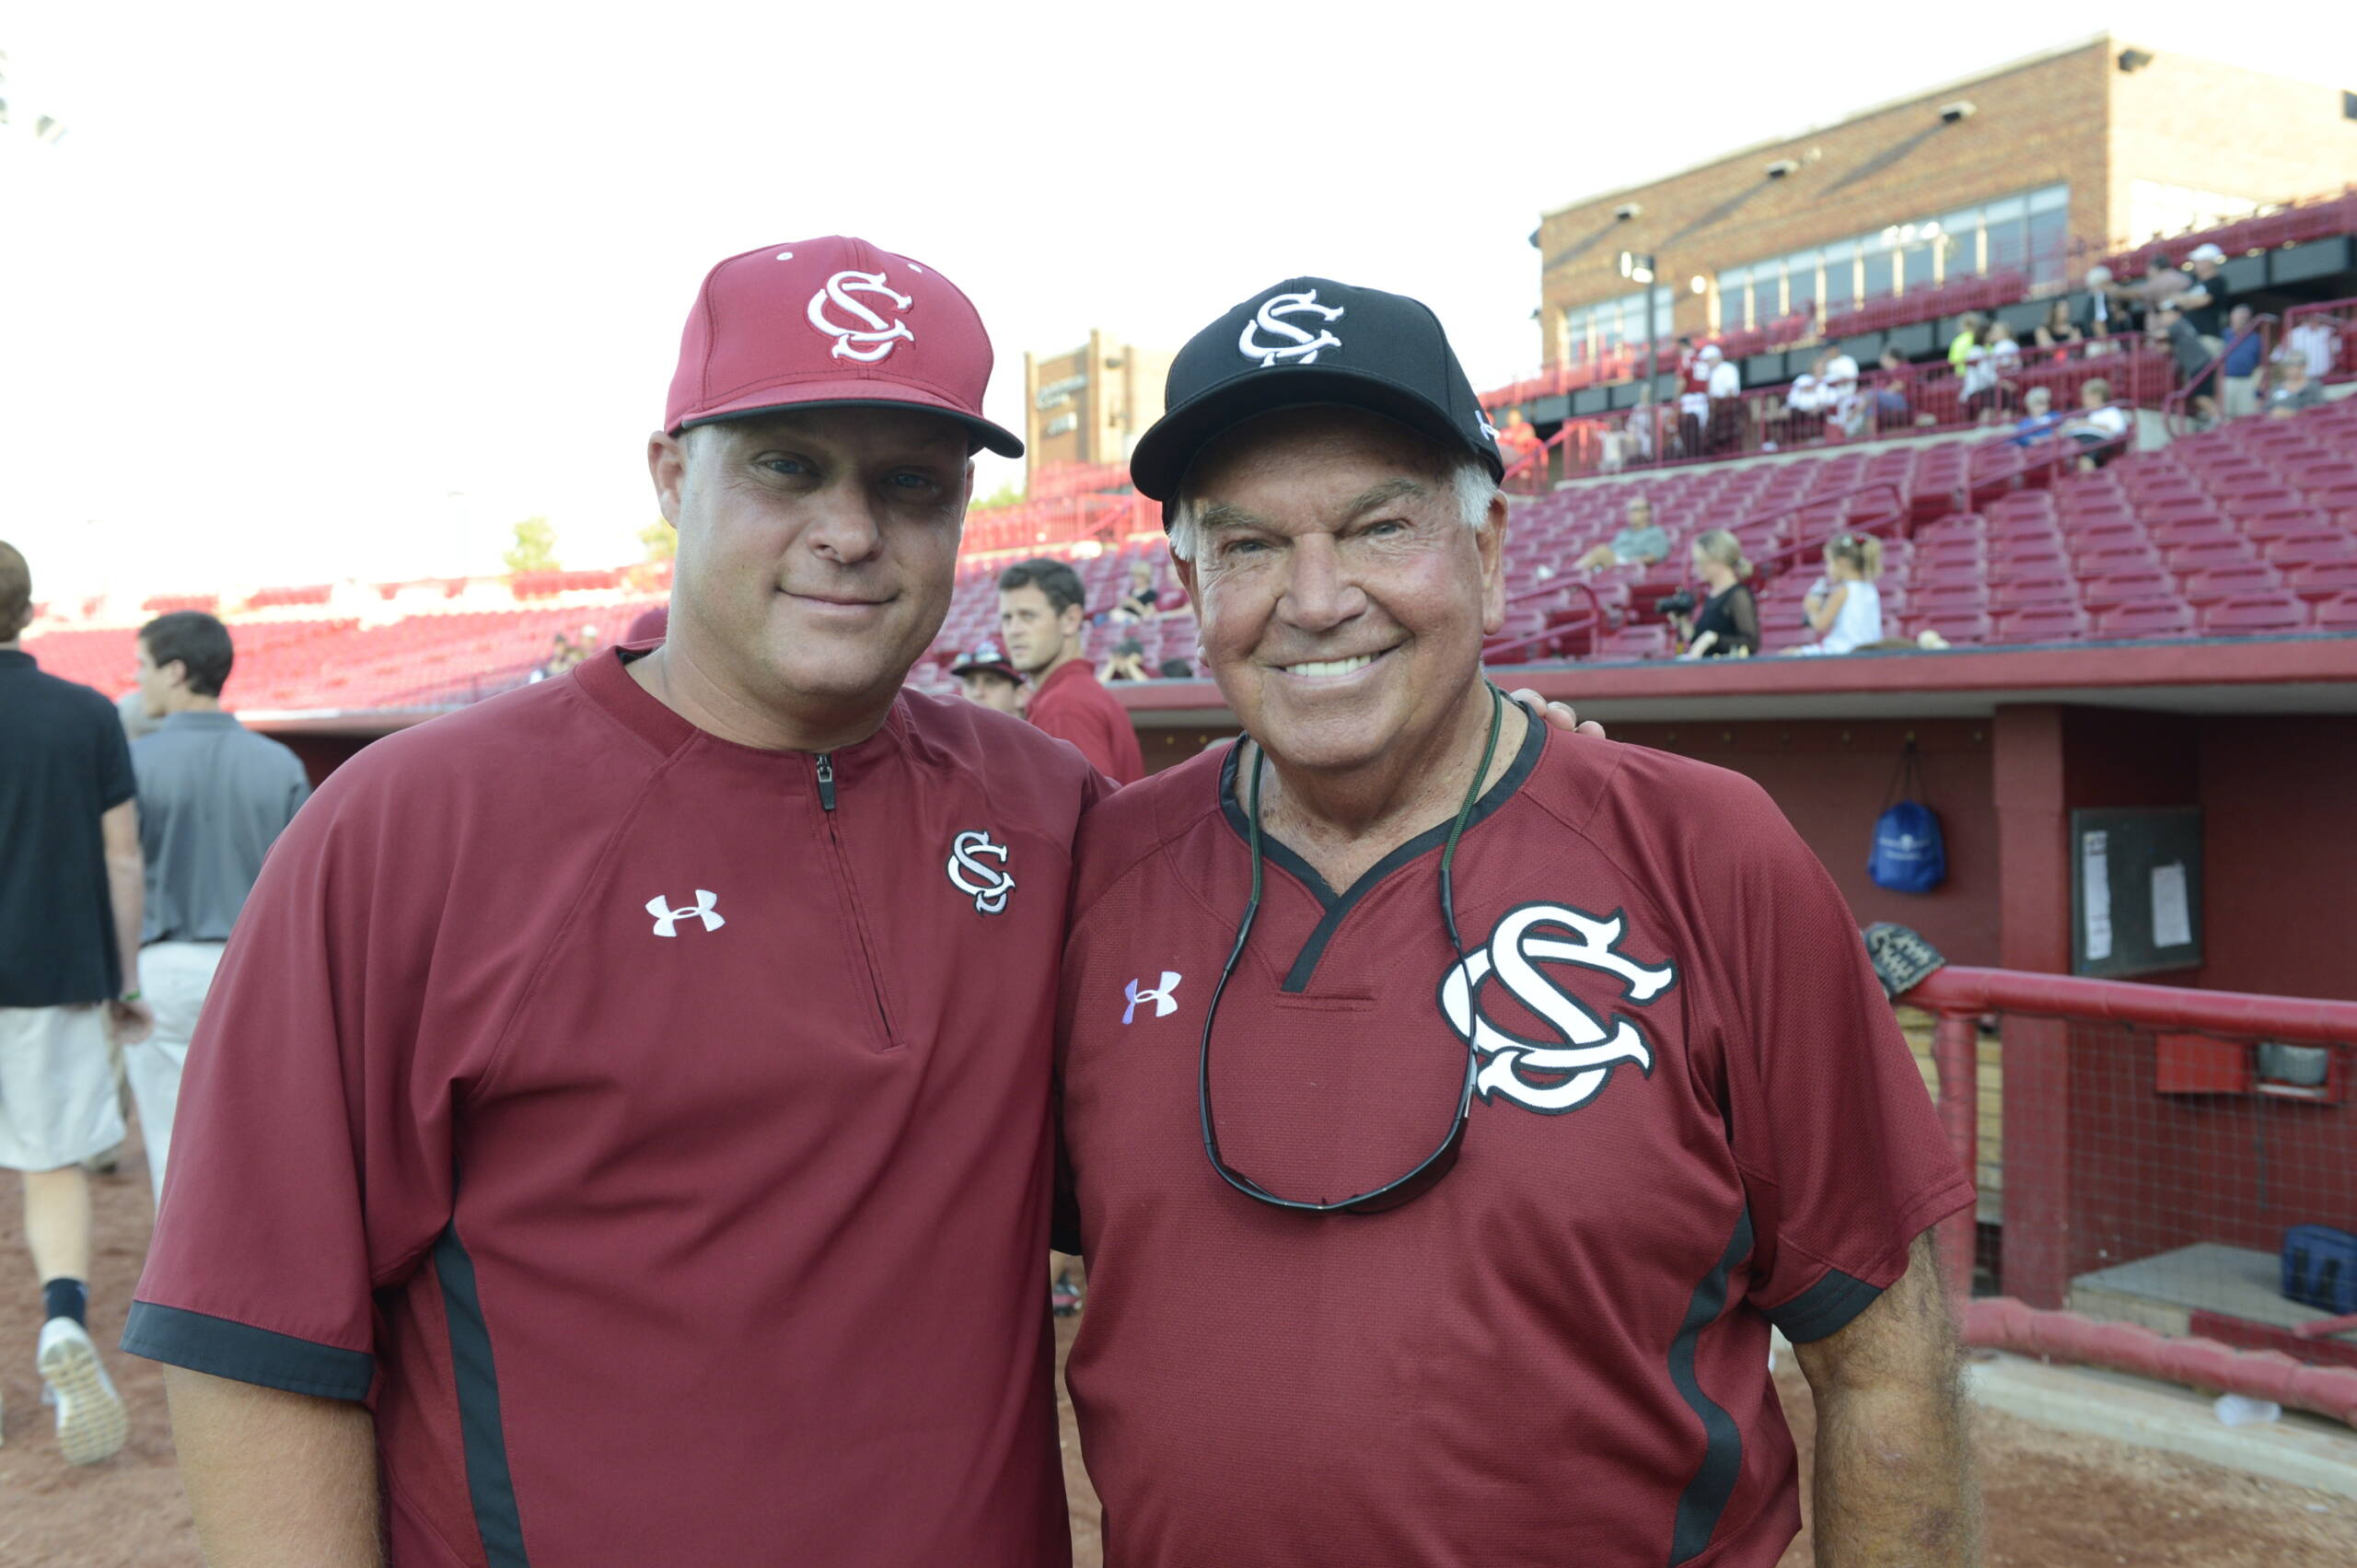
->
[504, 517, 560, 575]
[638, 517, 676, 563]
[972, 482, 1023, 511]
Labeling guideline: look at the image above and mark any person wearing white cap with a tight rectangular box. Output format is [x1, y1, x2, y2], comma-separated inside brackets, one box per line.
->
[2174, 242, 2233, 425]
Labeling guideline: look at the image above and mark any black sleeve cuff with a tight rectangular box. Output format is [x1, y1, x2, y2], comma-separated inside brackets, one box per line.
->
[122, 1301, 375, 1400]
[1763, 1267, 1883, 1343]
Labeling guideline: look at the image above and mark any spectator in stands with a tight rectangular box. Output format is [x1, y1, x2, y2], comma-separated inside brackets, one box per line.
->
[1774, 354, 1825, 447]
[1573, 495, 1671, 572]
[1676, 339, 1711, 458]
[2267, 354, 2326, 418]
[126, 611, 310, 1207]
[2278, 317, 2338, 381]
[1793, 532, 1885, 656]
[1821, 345, 1864, 436]
[2170, 243, 2231, 424]
[1156, 657, 1195, 679]
[2058, 376, 2131, 468]
[2220, 305, 2264, 421]
[1100, 635, 1151, 683]
[1962, 320, 2020, 424]
[2033, 298, 2083, 353]
[1673, 529, 1759, 659]
[1945, 312, 1984, 372]
[997, 555, 1144, 784]
[947, 640, 1026, 715]
[2009, 386, 2066, 447]
[0, 539, 146, 1466]
[1704, 345, 1742, 454]
[1872, 347, 1914, 427]
[2083, 267, 2122, 355]
[1109, 560, 1168, 624]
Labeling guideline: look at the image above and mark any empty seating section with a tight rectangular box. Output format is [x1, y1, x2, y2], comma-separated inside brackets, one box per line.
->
[1822, 270, 2026, 343]
[24, 603, 662, 712]
[1483, 397, 2357, 662]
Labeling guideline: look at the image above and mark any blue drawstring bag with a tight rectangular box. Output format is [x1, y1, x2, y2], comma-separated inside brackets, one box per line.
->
[1869, 741, 1946, 893]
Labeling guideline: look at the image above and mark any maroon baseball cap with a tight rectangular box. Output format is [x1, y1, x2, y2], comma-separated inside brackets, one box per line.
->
[947, 640, 1024, 683]
[664, 236, 1023, 458]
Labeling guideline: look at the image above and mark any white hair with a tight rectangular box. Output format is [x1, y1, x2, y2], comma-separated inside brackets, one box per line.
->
[1167, 456, 1500, 563]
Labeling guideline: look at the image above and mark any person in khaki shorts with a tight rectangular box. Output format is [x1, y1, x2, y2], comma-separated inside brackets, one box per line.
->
[126, 611, 310, 1206]
[0, 540, 151, 1464]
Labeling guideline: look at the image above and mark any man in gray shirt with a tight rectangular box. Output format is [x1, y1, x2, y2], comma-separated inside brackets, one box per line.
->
[128, 612, 310, 1204]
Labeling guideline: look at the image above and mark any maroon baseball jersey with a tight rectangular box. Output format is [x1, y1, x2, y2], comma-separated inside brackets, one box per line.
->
[1057, 720, 1972, 1567]
[1028, 658, 1144, 784]
[127, 648, 1098, 1568]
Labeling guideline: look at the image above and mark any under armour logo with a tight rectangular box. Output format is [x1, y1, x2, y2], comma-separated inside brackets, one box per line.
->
[807, 269, 916, 363]
[1237, 289, 1344, 366]
[945, 829, 1016, 915]
[1122, 971, 1182, 1024]
[1436, 902, 1673, 1114]
[646, 889, 726, 937]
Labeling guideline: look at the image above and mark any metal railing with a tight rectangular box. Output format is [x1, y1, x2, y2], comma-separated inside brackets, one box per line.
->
[1899, 963, 2357, 1426]
[2161, 314, 2278, 437]
[1500, 336, 2169, 491]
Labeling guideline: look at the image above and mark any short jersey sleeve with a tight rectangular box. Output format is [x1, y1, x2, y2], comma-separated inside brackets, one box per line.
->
[122, 762, 461, 1400]
[1710, 792, 1975, 1342]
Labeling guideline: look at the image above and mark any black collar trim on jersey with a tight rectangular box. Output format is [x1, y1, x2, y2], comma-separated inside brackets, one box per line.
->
[1218, 709, 1544, 993]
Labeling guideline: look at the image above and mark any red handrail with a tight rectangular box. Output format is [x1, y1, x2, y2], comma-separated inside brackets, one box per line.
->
[1482, 579, 1608, 664]
[1737, 478, 1912, 582]
[1898, 962, 2357, 1425]
[2162, 314, 2277, 437]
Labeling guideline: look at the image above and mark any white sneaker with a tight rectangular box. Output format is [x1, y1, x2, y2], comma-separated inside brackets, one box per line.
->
[37, 1318, 129, 1465]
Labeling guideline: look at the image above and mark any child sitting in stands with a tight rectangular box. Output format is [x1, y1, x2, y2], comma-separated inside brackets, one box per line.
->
[1790, 532, 1885, 656]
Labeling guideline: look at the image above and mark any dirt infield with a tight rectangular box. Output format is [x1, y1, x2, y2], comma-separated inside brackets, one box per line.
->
[6, 1147, 2351, 1565]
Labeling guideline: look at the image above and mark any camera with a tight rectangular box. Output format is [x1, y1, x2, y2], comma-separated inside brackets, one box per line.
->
[1655, 588, 1696, 617]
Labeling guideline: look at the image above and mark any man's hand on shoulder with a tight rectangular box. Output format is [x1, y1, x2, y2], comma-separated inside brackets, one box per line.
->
[1506, 688, 1605, 739]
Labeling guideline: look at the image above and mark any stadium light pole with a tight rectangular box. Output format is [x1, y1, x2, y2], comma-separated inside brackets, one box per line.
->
[1620, 247, 1661, 424]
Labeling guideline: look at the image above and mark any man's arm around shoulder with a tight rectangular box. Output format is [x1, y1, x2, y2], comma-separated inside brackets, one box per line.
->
[1792, 1231, 1980, 1567]
[165, 1365, 383, 1566]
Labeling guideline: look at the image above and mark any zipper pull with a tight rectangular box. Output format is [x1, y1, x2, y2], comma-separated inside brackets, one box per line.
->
[815, 753, 837, 812]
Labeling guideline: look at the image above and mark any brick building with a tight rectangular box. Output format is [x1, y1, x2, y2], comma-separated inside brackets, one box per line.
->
[1533, 37, 2357, 370]
[1021, 330, 1175, 471]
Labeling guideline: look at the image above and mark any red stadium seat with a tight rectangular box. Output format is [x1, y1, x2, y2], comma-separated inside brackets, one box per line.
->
[2287, 559, 2357, 602]
[1912, 609, 1993, 645]
[2083, 570, 2177, 609]
[2266, 529, 2357, 569]
[2094, 598, 2198, 640]
[2315, 592, 2357, 633]
[1997, 576, 2080, 609]
[2180, 563, 2282, 605]
[2198, 593, 2311, 635]
[1991, 604, 2091, 644]
[2165, 537, 2258, 575]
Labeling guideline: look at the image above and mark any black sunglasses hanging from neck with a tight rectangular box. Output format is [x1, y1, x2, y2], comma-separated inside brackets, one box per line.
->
[1197, 684, 1504, 1215]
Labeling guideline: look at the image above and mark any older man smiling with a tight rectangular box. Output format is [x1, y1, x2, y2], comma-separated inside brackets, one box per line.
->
[1055, 278, 1979, 1568]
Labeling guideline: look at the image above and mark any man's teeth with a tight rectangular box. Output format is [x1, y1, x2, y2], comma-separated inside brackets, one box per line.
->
[1284, 654, 1375, 678]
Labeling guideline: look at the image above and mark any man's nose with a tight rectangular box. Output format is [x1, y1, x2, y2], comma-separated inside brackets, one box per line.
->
[802, 484, 884, 564]
[1277, 535, 1367, 633]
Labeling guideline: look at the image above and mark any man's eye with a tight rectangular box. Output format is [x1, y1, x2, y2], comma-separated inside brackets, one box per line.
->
[1364, 519, 1407, 538]
[760, 456, 814, 478]
[887, 471, 939, 493]
[1223, 538, 1268, 558]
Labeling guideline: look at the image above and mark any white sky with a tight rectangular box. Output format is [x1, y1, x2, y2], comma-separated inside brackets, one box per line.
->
[5, 2, 2350, 602]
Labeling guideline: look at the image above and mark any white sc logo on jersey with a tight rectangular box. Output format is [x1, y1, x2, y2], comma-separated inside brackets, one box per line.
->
[1238, 289, 1344, 366]
[646, 889, 725, 937]
[1122, 971, 1182, 1024]
[807, 269, 916, 363]
[1437, 902, 1673, 1114]
[946, 830, 1016, 915]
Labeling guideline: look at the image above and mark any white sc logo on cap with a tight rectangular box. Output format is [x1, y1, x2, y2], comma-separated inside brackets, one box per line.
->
[807, 269, 917, 363]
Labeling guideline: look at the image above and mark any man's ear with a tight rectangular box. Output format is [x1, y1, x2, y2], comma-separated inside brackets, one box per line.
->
[648, 431, 691, 525]
[1479, 493, 1510, 636]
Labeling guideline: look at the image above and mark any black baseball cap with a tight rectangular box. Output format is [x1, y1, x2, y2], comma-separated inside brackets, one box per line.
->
[1128, 276, 1504, 505]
